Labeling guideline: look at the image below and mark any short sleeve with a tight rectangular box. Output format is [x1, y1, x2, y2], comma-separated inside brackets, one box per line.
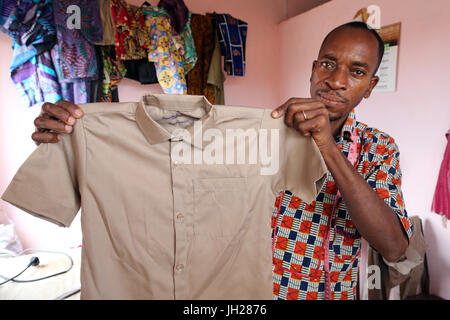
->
[365, 138, 413, 241]
[1, 124, 85, 228]
[261, 109, 328, 203]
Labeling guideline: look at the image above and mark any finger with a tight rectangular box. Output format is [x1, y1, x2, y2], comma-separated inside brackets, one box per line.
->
[41, 102, 74, 125]
[55, 99, 83, 118]
[34, 116, 73, 133]
[297, 106, 329, 122]
[284, 101, 325, 128]
[292, 113, 312, 136]
[271, 103, 289, 119]
[271, 98, 313, 119]
[294, 113, 328, 135]
[41, 100, 82, 125]
[31, 131, 62, 145]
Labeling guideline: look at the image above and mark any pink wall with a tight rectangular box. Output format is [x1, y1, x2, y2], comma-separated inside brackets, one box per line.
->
[278, 0, 450, 299]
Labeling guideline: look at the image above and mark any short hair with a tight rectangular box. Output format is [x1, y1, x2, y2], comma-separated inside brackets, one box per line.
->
[320, 21, 385, 75]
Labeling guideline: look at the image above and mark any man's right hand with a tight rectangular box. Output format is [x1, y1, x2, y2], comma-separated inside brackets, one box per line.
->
[32, 100, 84, 145]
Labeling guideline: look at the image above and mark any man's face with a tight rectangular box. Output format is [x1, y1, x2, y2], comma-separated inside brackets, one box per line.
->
[310, 27, 380, 122]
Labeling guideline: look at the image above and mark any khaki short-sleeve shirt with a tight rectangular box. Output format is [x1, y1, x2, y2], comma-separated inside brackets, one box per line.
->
[2, 94, 327, 299]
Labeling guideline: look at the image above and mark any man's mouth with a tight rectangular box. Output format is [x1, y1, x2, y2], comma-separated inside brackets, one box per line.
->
[316, 91, 347, 106]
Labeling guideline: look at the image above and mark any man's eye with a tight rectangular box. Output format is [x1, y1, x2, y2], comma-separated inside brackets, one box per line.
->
[321, 61, 334, 69]
[352, 69, 366, 76]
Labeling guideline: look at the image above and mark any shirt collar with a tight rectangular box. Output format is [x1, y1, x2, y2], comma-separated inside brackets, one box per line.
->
[335, 109, 357, 143]
[136, 94, 215, 150]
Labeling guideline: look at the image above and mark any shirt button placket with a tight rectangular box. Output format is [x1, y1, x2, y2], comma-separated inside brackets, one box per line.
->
[170, 139, 190, 299]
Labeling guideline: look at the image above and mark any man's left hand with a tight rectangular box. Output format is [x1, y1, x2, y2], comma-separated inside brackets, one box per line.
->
[271, 98, 336, 154]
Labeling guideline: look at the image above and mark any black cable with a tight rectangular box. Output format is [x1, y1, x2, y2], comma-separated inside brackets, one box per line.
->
[0, 256, 39, 286]
[0, 249, 74, 284]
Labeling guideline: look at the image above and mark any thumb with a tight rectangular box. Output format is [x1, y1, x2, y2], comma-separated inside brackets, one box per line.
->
[271, 104, 288, 119]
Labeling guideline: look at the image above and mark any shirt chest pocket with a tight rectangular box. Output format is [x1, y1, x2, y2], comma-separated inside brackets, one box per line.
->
[193, 177, 249, 238]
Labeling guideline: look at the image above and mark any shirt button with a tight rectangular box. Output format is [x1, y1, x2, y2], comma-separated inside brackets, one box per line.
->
[176, 213, 184, 222]
[176, 264, 184, 271]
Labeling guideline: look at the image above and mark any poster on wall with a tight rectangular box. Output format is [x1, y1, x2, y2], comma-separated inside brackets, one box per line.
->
[373, 23, 401, 93]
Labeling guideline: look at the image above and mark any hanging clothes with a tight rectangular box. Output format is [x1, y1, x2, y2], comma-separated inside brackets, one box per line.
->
[98, 45, 126, 102]
[157, 0, 188, 35]
[214, 13, 248, 77]
[186, 13, 215, 104]
[143, 6, 186, 94]
[53, 0, 102, 80]
[171, 11, 196, 75]
[3, 0, 61, 106]
[52, 0, 103, 104]
[0, 0, 18, 34]
[431, 130, 450, 221]
[95, 0, 115, 46]
[119, 2, 158, 86]
[5, 0, 56, 68]
[111, 0, 149, 61]
[123, 59, 158, 85]
[11, 49, 61, 106]
[207, 29, 225, 105]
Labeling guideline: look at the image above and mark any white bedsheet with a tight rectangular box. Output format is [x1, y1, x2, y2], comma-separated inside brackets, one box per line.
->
[0, 247, 81, 300]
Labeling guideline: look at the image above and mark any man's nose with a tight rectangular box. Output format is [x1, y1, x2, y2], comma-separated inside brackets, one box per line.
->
[325, 66, 348, 90]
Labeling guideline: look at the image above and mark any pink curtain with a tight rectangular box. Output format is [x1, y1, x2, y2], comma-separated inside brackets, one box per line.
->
[431, 130, 450, 220]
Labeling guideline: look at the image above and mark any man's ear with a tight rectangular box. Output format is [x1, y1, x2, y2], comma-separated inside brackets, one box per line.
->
[364, 75, 379, 99]
[310, 60, 317, 82]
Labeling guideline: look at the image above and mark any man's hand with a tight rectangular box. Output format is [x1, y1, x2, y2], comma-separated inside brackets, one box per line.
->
[32, 100, 83, 145]
[271, 98, 335, 154]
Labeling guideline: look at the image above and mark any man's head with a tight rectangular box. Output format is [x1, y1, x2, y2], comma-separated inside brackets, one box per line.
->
[310, 22, 384, 122]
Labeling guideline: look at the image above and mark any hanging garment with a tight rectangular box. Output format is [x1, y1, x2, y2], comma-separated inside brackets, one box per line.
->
[2, 93, 328, 299]
[98, 45, 126, 102]
[123, 59, 158, 85]
[186, 13, 215, 104]
[3, 0, 61, 106]
[95, 0, 115, 46]
[366, 216, 427, 300]
[207, 30, 225, 105]
[214, 13, 247, 77]
[143, 7, 187, 94]
[111, 0, 149, 60]
[52, 0, 102, 80]
[3, 0, 56, 70]
[170, 11, 196, 74]
[431, 130, 450, 220]
[11, 49, 62, 106]
[0, 0, 17, 33]
[52, 0, 103, 103]
[157, 0, 188, 35]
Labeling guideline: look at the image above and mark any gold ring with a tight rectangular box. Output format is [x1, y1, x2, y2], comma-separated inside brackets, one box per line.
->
[302, 110, 308, 120]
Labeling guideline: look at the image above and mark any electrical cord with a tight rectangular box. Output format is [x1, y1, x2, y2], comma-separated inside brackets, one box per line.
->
[0, 248, 74, 285]
[0, 256, 40, 286]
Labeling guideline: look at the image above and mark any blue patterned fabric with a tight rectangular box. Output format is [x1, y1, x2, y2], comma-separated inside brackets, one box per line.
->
[2, 0, 61, 107]
[215, 13, 247, 77]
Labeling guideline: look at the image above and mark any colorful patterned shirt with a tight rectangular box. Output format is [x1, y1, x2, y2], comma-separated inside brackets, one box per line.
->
[111, 0, 149, 61]
[144, 7, 187, 94]
[272, 110, 413, 300]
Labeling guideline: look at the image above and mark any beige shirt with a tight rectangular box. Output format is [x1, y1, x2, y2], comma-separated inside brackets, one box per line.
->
[2, 94, 327, 300]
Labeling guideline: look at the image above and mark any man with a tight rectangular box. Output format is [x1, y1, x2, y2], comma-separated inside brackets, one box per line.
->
[31, 22, 412, 300]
